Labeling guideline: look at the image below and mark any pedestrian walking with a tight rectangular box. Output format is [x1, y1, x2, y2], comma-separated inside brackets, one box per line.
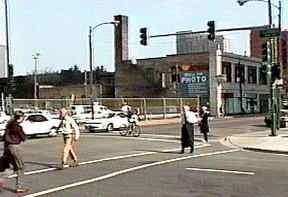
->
[180, 105, 198, 154]
[199, 106, 210, 142]
[58, 108, 80, 169]
[2, 111, 30, 193]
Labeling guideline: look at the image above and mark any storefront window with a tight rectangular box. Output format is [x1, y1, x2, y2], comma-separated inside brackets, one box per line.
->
[222, 62, 231, 82]
[247, 66, 257, 84]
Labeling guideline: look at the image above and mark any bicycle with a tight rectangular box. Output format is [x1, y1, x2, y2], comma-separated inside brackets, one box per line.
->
[119, 122, 142, 137]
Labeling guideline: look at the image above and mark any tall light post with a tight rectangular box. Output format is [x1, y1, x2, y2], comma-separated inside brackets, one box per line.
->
[4, 0, 10, 74]
[237, 0, 282, 136]
[32, 53, 40, 100]
[237, 0, 281, 29]
[88, 21, 119, 98]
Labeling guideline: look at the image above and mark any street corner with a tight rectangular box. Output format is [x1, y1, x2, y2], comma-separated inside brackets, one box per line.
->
[221, 131, 288, 155]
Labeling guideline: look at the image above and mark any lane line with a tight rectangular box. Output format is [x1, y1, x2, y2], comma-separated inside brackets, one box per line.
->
[186, 167, 255, 175]
[93, 134, 206, 144]
[8, 144, 210, 178]
[90, 135, 182, 143]
[23, 149, 239, 197]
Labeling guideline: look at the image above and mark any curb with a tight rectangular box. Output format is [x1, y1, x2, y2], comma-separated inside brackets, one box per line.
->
[243, 147, 288, 155]
[225, 135, 288, 155]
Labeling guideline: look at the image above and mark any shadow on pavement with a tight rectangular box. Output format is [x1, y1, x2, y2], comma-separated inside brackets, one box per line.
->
[25, 161, 59, 168]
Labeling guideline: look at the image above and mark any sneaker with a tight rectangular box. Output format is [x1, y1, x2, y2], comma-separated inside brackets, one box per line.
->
[60, 162, 68, 170]
[69, 161, 79, 168]
[15, 187, 31, 193]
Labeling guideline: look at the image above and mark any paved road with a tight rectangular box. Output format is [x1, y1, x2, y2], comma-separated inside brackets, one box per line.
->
[2, 116, 286, 197]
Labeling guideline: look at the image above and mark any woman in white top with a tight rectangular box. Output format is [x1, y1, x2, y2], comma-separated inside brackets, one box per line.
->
[58, 108, 80, 169]
[180, 105, 198, 154]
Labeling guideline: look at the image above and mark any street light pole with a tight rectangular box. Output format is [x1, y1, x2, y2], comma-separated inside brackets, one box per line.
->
[4, 0, 10, 75]
[32, 53, 40, 100]
[237, 0, 282, 136]
[88, 21, 119, 98]
[268, 0, 272, 27]
[88, 26, 93, 97]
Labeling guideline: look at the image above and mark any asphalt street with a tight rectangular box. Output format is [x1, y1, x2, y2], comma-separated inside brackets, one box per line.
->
[1, 116, 287, 197]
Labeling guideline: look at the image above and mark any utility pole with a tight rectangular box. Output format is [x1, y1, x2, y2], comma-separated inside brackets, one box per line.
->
[4, 0, 11, 97]
[88, 26, 93, 97]
[32, 53, 40, 100]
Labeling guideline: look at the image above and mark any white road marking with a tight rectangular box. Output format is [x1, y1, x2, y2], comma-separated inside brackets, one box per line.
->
[95, 134, 206, 144]
[186, 167, 255, 175]
[23, 149, 239, 197]
[92, 134, 181, 143]
[8, 144, 209, 178]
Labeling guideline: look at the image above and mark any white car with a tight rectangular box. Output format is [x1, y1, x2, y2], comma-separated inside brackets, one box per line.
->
[82, 112, 129, 132]
[72, 105, 114, 123]
[21, 113, 61, 137]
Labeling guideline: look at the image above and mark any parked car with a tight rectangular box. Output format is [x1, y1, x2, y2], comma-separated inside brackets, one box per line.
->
[72, 104, 114, 123]
[82, 112, 129, 132]
[264, 109, 288, 127]
[0, 113, 61, 137]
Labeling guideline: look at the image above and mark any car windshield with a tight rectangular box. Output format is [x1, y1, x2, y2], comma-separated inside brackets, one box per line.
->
[26, 115, 48, 122]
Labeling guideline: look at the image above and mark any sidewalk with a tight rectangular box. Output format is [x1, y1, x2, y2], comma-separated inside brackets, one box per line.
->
[225, 128, 288, 154]
[140, 117, 288, 154]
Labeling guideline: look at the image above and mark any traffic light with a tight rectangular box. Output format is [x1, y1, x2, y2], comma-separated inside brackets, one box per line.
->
[271, 63, 280, 82]
[207, 21, 215, 40]
[262, 42, 268, 62]
[139, 27, 148, 46]
[8, 64, 13, 77]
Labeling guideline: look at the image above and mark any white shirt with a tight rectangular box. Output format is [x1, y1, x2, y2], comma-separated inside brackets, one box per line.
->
[121, 105, 131, 113]
[181, 111, 198, 124]
[60, 116, 80, 140]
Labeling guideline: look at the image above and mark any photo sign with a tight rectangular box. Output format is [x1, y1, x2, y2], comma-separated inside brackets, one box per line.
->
[179, 72, 209, 96]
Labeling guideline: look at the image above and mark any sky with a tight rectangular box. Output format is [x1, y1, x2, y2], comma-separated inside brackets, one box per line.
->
[0, 0, 287, 75]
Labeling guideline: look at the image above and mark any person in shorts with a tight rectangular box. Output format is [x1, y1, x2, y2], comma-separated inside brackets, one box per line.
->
[58, 108, 80, 169]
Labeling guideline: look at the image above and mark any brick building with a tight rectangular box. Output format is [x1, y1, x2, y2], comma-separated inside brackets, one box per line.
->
[114, 15, 269, 116]
[250, 28, 288, 91]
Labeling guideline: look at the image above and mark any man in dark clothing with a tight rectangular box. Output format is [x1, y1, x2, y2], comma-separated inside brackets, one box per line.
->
[180, 106, 198, 154]
[199, 106, 210, 142]
[2, 111, 30, 193]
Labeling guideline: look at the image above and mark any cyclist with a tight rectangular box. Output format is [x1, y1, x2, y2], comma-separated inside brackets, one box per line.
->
[127, 109, 139, 131]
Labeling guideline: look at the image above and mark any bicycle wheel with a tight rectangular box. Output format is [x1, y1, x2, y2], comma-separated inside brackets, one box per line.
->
[119, 125, 129, 136]
[132, 125, 141, 137]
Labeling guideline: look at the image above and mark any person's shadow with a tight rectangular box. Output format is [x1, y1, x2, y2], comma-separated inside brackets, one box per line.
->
[25, 161, 59, 168]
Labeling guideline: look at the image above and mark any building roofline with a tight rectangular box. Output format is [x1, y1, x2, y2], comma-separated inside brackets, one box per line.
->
[221, 52, 262, 63]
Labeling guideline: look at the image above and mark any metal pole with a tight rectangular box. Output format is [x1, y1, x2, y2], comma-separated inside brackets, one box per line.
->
[4, 0, 10, 76]
[89, 26, 93, 98]
[278, 0, 281, 30]
[268, 0, 272, 27]
[33, 57, 38, 100]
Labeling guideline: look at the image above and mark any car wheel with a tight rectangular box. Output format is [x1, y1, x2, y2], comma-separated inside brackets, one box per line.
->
[106, 124, 113, 132]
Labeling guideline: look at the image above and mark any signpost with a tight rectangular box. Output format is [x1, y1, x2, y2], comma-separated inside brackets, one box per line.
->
[260, 28, 280, 38]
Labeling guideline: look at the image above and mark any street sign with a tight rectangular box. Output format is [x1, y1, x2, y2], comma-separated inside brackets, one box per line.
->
[260, 29, 280, 38]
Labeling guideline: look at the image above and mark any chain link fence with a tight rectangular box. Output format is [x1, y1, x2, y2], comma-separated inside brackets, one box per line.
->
[9, 97, 200, 120]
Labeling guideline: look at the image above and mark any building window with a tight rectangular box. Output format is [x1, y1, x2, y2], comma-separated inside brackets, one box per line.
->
[247, 66, 257, 84]
[145, 68, 155, 82]
[235, 63, 245, 83]
[259, 65, 267, 85]
[222, 62, 232, 82]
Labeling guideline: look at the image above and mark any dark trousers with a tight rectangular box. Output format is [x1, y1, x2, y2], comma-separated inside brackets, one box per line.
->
[203, 132, 208, 142]
[181, 123, 194, 152]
